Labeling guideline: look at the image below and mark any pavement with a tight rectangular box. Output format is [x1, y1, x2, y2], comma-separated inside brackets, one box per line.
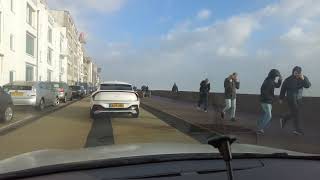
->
[1, 95, 318, 161]
[142, 96, 320, 154]
[0, 97, 197, 160]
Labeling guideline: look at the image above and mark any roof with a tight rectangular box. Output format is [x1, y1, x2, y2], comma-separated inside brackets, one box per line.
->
[4, 81, 37, 86]
[100, 81, 132, 86]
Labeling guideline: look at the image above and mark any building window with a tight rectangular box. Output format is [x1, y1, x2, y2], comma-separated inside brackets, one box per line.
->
[10, 34, 14, 51]
[26, 4, 35, 27]
[26, 32, 35, 56]
[9, 71, 14, 83]
[47, 70, 52, 81]
[48, 27, 52, 43]
[47, 48, 52, 65]
[11, 0, 15, 13]
[26, 64, 34, 81]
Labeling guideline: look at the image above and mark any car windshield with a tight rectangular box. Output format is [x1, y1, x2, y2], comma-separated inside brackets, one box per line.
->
[0, 0, 319, 177]
[100, 84, 133, 91]
[3, 85, 32, 91]
[52, 84, 60, 88]
[70, 86, 80, 90]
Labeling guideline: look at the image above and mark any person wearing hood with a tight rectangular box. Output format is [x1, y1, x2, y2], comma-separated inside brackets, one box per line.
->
[257, 69, 282, 134]
[172, 83, 179, 93]
[197, 78, 210, 112]
[279, 66, 311, 135]
[221, 72, 240, 121]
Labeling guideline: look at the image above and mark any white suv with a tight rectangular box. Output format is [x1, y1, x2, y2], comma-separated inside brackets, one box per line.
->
[90, 81, 140, 119]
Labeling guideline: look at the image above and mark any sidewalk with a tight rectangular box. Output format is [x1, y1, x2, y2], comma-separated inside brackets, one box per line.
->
[142, 96, 320, 154]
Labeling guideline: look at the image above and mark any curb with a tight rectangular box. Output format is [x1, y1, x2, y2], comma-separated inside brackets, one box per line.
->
[141, 102, 257, 144]
[0, 98, 83, 136]
[141, 102, 220, 144]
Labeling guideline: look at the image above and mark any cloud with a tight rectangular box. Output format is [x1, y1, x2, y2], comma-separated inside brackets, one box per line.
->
[48, 0, 320, 96]
[256, 49, 271, 58]
[197, 9, 211, 20]
[48, 0, 126, 13]
[47, 0, 126, 36]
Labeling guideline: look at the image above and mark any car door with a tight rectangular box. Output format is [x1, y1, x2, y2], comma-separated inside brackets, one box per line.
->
[41, 82, 52, 106]
[47, 83, 56, 105]
[0, 87, 8, 112]
[65, 84, 72, 100]
[37, 83, 47, 106]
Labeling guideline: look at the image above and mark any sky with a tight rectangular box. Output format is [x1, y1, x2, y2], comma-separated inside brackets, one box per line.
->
[48, 0, 320, 96]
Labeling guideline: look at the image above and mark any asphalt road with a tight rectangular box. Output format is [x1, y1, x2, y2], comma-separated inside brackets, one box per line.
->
[0, 98, 198, 160]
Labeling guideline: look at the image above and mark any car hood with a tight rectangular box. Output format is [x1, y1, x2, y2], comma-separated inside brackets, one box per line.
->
[0, 143, 315, 174]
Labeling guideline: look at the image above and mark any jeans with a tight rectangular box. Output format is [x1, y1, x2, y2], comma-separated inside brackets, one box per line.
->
[223, 99, 236, 118]
[258, 103, 272, 130]
[198, 93, 208, 110]
[282, 99, 302, 132]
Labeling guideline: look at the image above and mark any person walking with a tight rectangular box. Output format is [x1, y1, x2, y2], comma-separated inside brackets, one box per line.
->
[221, 73, 240, 121]
[172, 83, 179, 93]
[257, 69, 282, 134]
[197, 78, 210, 112]
[279, 66, 311, 135]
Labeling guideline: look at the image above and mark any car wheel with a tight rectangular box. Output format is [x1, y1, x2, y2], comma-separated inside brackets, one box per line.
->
[63, 95, 67, 103]
[38, 99, 45, 111]
[54, 97, 60, 106]
[131, 109, 140, 118]
[90, 109, 95, 119]
[2, 105, 14, 122]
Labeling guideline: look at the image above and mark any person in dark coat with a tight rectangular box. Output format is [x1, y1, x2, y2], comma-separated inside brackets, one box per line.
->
[172, 83, 179, 93]
[221, 73, 240, 121]
[197, 78, 210, 112]
[257, 69, 282, 134]
[279, 66, 311, 135]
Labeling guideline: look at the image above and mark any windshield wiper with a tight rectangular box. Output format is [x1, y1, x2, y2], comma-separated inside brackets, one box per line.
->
[208, 135, 237, 180]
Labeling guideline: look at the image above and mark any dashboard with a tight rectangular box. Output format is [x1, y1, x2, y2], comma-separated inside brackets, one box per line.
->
[20, 158, 320, 180]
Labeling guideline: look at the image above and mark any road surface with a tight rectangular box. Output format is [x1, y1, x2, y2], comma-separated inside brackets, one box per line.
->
[0, 98, 198, 160]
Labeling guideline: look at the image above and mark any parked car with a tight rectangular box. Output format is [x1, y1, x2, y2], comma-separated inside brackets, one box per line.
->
[70, 85, 85, 98]
[0, 86, 14, 122]
[76, 82, 91, 95]
[90, 81, 140, 119]
[3, 81, 59, 111]
[51, 82, 73, 103]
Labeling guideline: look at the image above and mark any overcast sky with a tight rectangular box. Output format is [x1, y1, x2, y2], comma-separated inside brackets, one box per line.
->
[48, 0, 320, 96]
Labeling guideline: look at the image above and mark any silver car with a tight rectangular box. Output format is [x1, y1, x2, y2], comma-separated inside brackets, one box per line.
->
[3, 81, 59, 111]
[51, 82, 73, 103]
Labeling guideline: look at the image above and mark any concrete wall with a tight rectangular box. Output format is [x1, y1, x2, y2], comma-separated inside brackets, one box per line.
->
[151, 90, 320, 123]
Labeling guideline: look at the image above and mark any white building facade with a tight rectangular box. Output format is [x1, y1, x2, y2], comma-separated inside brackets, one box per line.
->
[0, 0, 98, 86]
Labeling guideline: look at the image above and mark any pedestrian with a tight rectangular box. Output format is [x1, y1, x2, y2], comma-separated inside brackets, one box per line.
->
[197, 78, 210, 112]
[257, 69, 282, 134]
[221, 73, 240, 121]
[172, 83, 179, 93]
[279, 66, 311, 135]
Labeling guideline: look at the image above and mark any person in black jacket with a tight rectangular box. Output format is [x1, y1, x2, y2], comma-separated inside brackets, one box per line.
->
[257, 69, 282, 134]
[221, 73, 240, 121]
[172, 83, 179, 93]
[197, 78, 210, 112]
[279, 66, 311, 135]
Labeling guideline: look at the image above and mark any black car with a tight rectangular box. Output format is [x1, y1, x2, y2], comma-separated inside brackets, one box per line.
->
[0, 86, 14, 122]
[69, 85, 85, 98]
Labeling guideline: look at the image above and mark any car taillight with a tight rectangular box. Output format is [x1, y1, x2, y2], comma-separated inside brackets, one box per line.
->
[28, 87, 36, 96]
